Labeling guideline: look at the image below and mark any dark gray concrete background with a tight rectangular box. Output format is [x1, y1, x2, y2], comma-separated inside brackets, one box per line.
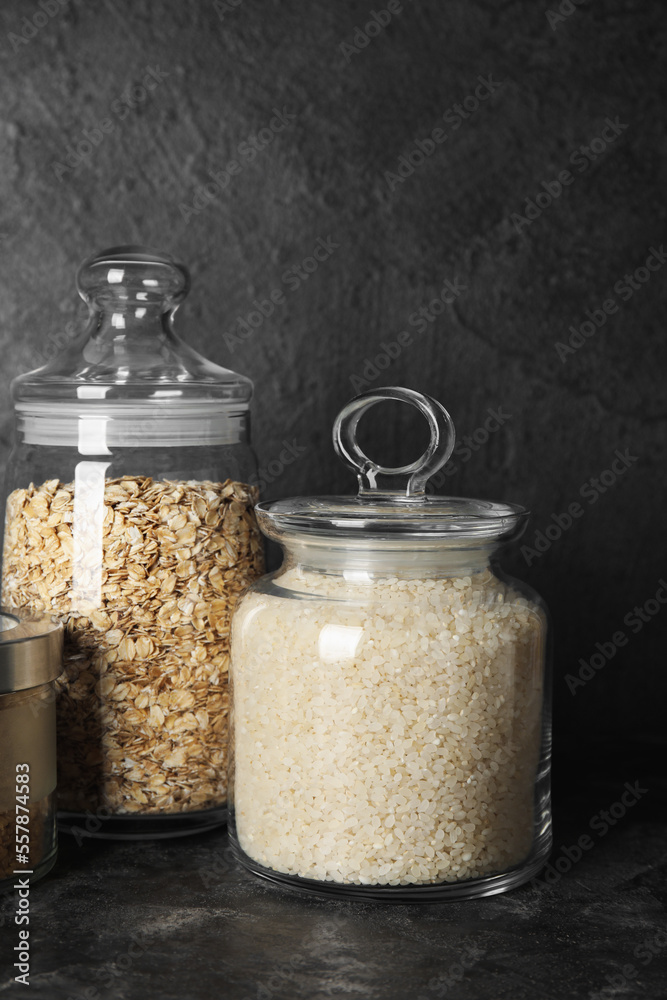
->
[0, 0, 665, 764]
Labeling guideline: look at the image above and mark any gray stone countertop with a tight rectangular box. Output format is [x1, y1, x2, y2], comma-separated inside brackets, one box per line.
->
[1, 771, 666, 1000]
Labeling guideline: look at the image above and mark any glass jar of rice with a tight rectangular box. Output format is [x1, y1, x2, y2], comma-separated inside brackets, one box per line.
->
[229, 387, 551, 900]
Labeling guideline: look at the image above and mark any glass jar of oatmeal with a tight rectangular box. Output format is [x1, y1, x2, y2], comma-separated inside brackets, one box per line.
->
[229, 387, 551, 900]
[1, 247, 264, 839]
[0, 608, 63, 888]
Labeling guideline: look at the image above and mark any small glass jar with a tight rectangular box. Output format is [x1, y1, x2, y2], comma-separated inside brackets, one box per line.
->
[229, 387, 551, 900]
[1, 247, 264, 838]
[0, 608, 63, 888]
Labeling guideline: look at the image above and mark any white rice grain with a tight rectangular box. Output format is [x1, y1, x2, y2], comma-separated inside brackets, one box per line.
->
[231, 567, 545, 886]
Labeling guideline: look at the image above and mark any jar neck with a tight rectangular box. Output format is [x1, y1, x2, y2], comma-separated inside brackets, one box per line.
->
[278, 538, 497, 579]
[81, 304, 180, 362]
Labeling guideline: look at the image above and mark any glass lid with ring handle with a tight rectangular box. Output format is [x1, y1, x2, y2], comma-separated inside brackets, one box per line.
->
[255, 387, 529, 541]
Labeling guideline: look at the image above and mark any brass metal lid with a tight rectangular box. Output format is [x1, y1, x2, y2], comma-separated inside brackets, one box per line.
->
[0, 608, 63, 694]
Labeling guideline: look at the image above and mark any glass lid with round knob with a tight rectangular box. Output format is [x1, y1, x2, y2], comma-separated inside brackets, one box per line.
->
[12, 245, 252, 449]
[256, 387, 528, 542]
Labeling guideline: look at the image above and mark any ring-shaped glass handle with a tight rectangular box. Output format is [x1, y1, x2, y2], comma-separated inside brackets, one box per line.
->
[332, 386, 456, 498]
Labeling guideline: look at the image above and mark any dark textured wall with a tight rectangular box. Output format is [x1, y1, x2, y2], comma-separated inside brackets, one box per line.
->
[0, 0, 665, 766]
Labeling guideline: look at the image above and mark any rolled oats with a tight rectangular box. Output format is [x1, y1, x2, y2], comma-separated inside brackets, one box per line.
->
[1, 476, 264, 816]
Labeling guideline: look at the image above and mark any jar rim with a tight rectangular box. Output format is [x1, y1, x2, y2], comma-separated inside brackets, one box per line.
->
[255, 495, 529, 542]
